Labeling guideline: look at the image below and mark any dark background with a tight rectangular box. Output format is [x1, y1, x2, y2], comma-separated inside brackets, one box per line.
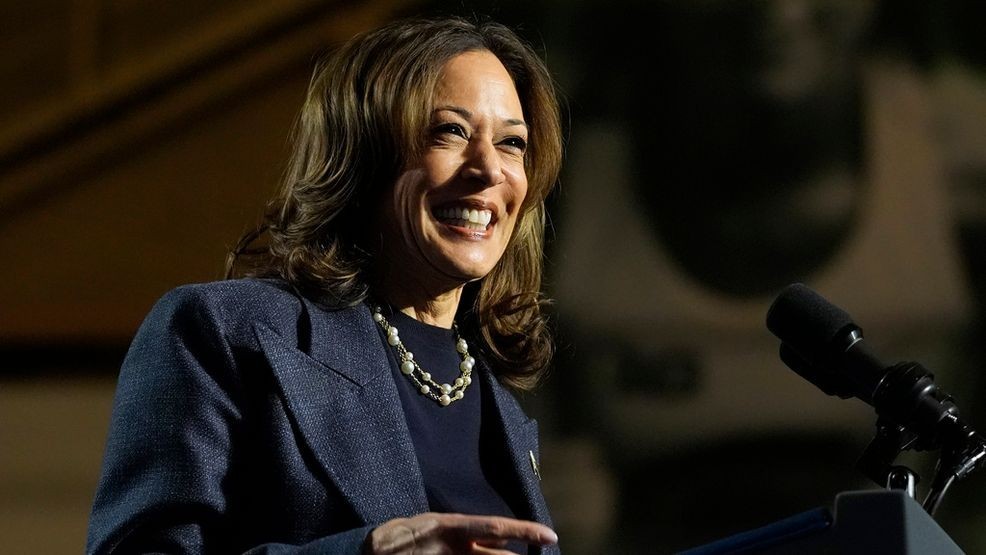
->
[3, 0, 986, 552]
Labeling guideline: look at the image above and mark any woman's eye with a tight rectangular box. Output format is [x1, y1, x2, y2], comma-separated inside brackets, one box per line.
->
[501, 137, 528, 152]
[434, 123, 467, 138]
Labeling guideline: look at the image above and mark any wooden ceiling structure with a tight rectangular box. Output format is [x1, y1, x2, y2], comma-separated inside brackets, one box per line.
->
[0, 0, 415, 344]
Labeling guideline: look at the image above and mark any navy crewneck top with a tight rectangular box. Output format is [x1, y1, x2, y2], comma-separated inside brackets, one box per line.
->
[374, 307, 525, 551]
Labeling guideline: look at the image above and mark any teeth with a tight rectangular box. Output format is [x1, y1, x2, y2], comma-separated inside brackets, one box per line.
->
[436, 206, 493, 227]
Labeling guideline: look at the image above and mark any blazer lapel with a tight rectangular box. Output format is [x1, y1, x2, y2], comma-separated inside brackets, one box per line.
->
[254, 301, 428, 525]
[481, 366, 555, 530]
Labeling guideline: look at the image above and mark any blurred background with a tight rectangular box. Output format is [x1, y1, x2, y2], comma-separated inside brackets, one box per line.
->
[3, 0, 986, 552]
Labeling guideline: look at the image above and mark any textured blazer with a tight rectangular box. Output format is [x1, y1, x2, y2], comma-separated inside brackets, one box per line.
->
[87, 279, 556, 554]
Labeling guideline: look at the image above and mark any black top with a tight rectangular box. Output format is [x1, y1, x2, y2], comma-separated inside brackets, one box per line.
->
[376, 307, 524, 550]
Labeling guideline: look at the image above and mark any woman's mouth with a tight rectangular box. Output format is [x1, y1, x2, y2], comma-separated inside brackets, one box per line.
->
[434, 206, 493, 232]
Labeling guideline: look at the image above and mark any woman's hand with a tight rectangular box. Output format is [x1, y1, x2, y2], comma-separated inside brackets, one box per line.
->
[364, 512, 558, 554]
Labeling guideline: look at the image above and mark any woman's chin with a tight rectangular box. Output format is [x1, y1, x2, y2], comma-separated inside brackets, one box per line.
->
[427, 254, 498, 285]
[421, 232, 506, 283]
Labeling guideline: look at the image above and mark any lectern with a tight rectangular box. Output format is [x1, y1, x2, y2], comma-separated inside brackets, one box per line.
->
[681, 490, 963, 554]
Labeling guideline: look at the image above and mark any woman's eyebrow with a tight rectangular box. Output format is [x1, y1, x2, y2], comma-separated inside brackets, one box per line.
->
[504, 118, 528, 130]
[434, 105, 472, 119]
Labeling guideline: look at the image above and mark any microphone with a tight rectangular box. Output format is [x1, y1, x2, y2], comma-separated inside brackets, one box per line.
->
[767, 283, 986, 513]
[766, 283, 971, 448]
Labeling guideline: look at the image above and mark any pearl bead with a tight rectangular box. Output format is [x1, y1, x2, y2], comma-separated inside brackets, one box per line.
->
[420, 385, 430, 394]
[456, 339, 468, 353]
[439, 394, 451, 406]
[454, 377, 464, 387]
[460, 359, 473, 372]
[463, 376, 472, 386]
[441, 383, 452, 394]
[466, 356, 475, 366]
[421, 372, 431, 381]
[387, 335, 400, 346]
[401, 361, 415, 375]
[453, 390, 464, 400]
[372, 312, 383, 322]
[388, 327, 399, 337]
[405, 351, 413, 360]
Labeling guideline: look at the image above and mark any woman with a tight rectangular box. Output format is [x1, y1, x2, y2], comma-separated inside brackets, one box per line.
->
[87, 16, 563, 555]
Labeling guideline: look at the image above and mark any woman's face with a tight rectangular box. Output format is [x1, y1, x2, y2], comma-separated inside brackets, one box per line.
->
[380, 50, 529, 291]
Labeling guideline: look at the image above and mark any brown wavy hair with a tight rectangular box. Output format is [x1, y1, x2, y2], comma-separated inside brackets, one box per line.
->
[226, 16, 563, 390]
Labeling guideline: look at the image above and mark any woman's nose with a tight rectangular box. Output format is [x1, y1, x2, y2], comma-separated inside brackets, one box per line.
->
[461, 140, 505, 187]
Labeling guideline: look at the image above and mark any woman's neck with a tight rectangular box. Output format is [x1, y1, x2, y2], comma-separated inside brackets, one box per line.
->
[373, 276, 464, 329]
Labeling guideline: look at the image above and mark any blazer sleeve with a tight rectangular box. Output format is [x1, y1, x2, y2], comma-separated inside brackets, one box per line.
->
[86, 286, 373, 554]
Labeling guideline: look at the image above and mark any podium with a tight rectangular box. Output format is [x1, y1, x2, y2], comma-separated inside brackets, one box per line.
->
[680, 490, 964, 554]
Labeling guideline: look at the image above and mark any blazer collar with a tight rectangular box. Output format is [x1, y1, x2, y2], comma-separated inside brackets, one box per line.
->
[304, 298, 392, 387]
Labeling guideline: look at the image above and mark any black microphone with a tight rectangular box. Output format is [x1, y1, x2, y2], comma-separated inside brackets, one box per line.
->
[766, 283, 971, 448]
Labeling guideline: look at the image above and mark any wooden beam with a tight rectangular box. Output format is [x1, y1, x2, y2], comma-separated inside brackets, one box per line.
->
[0, 0, 415, 217]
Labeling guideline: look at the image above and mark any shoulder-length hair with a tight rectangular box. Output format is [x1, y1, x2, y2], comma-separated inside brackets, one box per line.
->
[227, 16, 563, 390]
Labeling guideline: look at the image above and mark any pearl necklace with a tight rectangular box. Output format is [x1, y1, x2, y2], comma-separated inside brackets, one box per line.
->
[372, 306, 474, 406]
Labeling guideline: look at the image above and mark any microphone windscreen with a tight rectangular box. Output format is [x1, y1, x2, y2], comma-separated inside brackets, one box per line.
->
[766, 283, 856, 353]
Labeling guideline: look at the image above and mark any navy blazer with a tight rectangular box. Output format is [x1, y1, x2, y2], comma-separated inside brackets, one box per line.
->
[87, 279, 556, 554]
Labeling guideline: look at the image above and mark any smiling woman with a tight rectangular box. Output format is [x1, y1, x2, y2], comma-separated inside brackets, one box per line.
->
[377, 51, 531, 323]
[87, 16, 563, 555]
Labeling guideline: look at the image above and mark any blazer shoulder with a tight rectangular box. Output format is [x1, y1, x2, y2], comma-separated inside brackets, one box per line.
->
[150, 278, 305, 343]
